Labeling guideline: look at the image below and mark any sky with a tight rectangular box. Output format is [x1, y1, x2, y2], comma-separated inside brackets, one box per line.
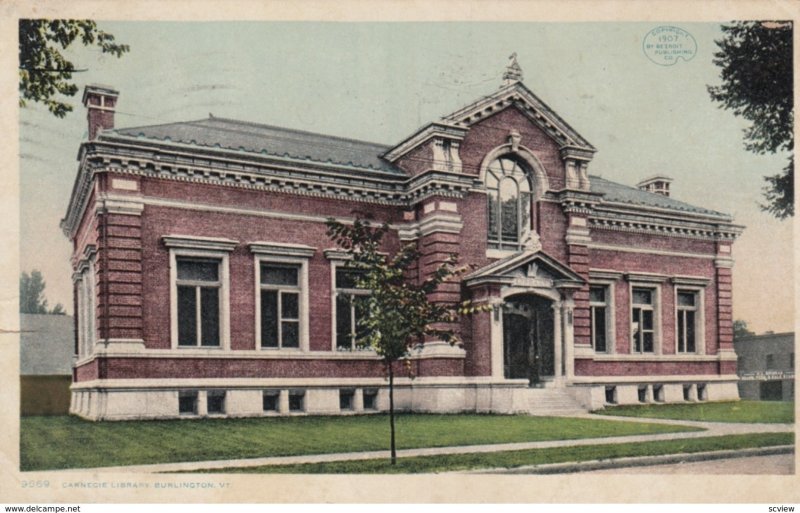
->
[18, 21, 794, 334]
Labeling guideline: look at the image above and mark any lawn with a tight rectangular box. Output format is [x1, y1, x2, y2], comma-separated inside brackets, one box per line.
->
[594, 400, 795, 424]
[211, 433, 794, 474]
[20, 413, 698, 471]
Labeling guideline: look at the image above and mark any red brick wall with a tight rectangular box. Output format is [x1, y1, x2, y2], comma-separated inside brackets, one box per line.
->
[80, 356, 461, 379]
[138, 177, 404, 352]
[574, 359, 719, 376]
[459, 106, 565, 188]
[395, 140, 435, 177]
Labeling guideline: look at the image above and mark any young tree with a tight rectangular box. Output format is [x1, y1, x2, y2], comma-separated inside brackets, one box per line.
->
[19, 19, 129, 118]
[707, 21, 794, 218]
[326, 217, 483, 464]
[20, 270, 65, 315]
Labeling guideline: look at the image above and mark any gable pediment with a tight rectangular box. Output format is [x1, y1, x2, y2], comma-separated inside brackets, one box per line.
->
[442, 82, 596, 155]
[464, 250, 585, 288]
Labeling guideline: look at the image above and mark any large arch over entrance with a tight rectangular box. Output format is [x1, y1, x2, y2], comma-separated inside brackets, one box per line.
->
[503, 293, 555, 384]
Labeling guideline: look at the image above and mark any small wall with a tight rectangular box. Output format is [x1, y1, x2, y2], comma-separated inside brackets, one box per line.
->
[21, 376, 72, 416]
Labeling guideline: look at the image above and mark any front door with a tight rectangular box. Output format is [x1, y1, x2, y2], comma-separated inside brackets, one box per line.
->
[502, 294, 554, 384]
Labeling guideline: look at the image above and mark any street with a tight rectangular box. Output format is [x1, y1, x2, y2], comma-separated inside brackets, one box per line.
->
[578, 452, 794, 475]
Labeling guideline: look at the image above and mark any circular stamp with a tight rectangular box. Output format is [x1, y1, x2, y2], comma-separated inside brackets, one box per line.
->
[643, 26, 697, 66]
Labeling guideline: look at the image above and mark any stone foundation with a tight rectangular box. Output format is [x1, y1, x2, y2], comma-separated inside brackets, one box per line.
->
[70, 377, 740, 420]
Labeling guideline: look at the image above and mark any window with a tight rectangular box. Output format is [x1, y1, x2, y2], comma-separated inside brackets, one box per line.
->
[683, 384, 693, 401]
[339, 389, 355, 411]
[485, 156, 533, 250]
[207, 390, 226, 414]
[589, 285, 609, 353]
[288, 390, 305, 412]
[676, 290, 698, 353]
[363, 389, 378, 410]
[176, 258, 222, 347]
[604, 386, 617, 404]
[166, 235, 235, 350]
[631, 287, 656, 353]
[335, 267, 370, 350]
[260, 264, 301, 349]
[76, 253, 96, 359]
[637, 386, 648, 403]
[766, 354, 776, 370]
[262, 390, 280, 412]
[179, 391, 198, 415]
[697, 384, 708, 401]
[653, 384, 665, 402]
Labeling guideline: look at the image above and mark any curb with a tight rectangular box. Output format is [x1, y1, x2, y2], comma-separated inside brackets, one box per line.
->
[473, 445, 795, 474]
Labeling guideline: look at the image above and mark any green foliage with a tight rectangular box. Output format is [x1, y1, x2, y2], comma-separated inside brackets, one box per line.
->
[20, 413, 696, 471]
[20, 270, 64, 315]
[326, 217, 486, 364]
[596, 400, 795, 424]
[733, 319, 755, 339]
[19, 19, 129, 118]
[230, 433, 792, 474]
[708, 21, 794, 218]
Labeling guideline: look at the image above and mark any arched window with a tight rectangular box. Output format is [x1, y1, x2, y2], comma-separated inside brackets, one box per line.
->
[486, 156, 533, 250]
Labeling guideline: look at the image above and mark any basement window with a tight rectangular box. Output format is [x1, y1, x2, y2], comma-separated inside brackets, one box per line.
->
[179, 391, 198, 415]
[289, 390, 305, 412]
[207, 390, 226, 415]
[604, 386, 617, 405]
[653, 385, 665, 403]
[263, 390, 280, 412]
[697, 384, 708, 401]
[683, 384, 693, 401]
[363, 389, 378, 410]
[637, 385, 648, 403]
[339, 389, 355, 411]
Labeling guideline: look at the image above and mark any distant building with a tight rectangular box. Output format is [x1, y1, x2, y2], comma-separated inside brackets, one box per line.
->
[735, 332, 795, 401]
[20, 314, 74, 415]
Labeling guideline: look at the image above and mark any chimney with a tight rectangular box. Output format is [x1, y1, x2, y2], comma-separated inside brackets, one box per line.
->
[636, 175, 673, 197]
[82, 84, 119, 140]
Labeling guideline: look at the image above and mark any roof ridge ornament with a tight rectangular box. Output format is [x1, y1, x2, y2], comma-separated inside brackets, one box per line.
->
[502, 52, 523, 86]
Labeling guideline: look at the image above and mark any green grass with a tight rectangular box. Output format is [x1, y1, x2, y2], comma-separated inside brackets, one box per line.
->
[594, 400, 795, 424]
[21, 413, 699, 471]
[209, 433, 794, 474]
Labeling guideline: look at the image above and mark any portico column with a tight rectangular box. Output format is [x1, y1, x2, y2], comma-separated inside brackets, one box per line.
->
[562, 298, 576, 380]
[551, 301, 563, 381]
[490, 298, 505, 379]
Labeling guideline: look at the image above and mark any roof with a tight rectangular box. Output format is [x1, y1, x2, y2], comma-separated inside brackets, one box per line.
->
[590, 175, 730, 219]
[441, 82, 596, 153]
[20, 314, 74, 375]
[107, 116, 726, 219]
[735, 332, 795, 344]
[109, 116, 404, 175]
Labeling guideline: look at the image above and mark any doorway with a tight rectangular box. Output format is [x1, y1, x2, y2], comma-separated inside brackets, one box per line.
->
[502, 294, 555, 384]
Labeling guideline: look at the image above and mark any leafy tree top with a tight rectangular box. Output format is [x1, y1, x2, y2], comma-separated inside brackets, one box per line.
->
[20, 270, 65, 315]
[19, 19, 129, 118]
[708, 21, 794, 218]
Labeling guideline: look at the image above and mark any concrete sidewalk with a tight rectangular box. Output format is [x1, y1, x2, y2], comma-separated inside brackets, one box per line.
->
[53, 414, 794, 474]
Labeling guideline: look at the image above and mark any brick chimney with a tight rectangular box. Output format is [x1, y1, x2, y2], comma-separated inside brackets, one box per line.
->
[637, 175, 673, 197]
[82, 84, 119, 140]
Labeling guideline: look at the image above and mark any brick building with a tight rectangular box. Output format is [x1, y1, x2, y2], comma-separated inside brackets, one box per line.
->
[735, 332, 795, 401]
[62, 60, 743, 420]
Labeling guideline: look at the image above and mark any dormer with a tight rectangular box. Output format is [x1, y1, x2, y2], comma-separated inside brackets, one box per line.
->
[382, 122, 468, 176]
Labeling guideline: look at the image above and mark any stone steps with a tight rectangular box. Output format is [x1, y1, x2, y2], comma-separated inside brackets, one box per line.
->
[524, 387, 588, 416]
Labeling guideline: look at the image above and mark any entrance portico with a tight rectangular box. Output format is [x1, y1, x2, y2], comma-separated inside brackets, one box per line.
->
[465, 250, 584, 387]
